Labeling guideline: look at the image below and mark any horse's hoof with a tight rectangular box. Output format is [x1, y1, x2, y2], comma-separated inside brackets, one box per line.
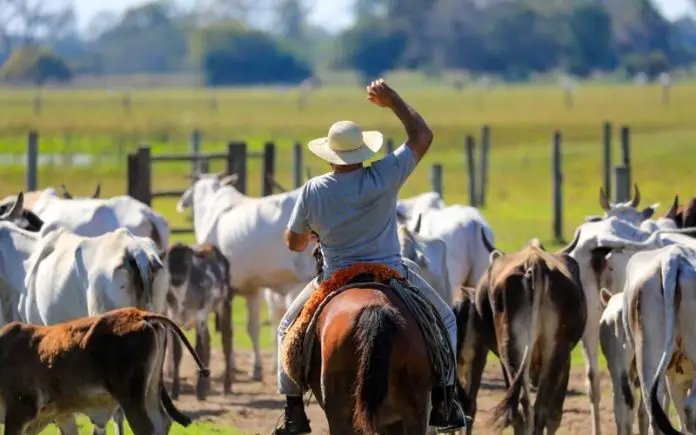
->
[250, 365, 263, 381]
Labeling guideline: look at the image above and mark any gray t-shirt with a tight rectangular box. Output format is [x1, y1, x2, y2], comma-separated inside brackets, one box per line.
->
[287, 144, 417, 277]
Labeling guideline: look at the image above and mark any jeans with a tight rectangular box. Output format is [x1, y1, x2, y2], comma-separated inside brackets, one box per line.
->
[277, 263, 458, 395]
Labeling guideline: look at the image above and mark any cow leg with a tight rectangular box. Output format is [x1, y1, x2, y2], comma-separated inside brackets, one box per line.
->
[637, 394, 649, 435]
[168, 329, 183, 400]
[216, 294, 233, 395]
[634, 325, 667, 433]
[195, 321, 211, 401]
[246, 290, 263, 381]
[113, 408, 126, 435]
[537, 350, 572, 435]
[4, 399, 35, 435]
[55, 415, 79, 435]
[580, 306, 603, 435]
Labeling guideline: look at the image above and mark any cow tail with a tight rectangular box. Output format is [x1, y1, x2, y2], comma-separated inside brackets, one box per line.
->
[649, 252, 682, 435]
[160, 385, 192, 427]
[144, 313, 211, 378]
[492, 262, 542, 430]
[492, 345, 530, 429]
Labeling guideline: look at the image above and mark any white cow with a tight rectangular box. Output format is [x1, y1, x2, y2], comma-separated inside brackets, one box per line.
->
[585, 183, 660, 225]
[399, 204, 495, 303]
[31, 187, 171, 249]
[177, 173, 316, 380]
[396, 191, 446, 221]
[397, 217, 450, 301]
[599, 288, 649, 435]
[620, 244, 696, 434]
[0, 222, 169, 435]
[566, 216, 696, 435]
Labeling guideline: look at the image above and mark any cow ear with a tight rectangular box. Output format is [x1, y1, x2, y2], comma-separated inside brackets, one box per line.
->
[220, 174, 239, 187]
[490, 250, 503, 262]
[599, 288, 612, 308]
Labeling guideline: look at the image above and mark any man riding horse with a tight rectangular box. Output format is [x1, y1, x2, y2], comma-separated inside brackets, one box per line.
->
[275, 78, 467, 434]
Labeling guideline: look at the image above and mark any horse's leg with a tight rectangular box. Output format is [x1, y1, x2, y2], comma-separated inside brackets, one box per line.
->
[246, 289, 263, 381]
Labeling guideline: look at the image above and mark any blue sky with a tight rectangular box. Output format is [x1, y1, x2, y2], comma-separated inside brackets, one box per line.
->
[73, 0, 694, 34]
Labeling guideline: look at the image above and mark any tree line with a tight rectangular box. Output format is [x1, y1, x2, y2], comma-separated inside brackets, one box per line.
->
[0, 0, 695, 86]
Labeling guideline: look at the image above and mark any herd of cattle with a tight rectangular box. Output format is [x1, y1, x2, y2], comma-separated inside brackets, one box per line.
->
[2, 176, 696, 434]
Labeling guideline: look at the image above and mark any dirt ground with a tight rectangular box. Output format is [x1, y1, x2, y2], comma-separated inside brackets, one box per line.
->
[171, 348, 623, 435]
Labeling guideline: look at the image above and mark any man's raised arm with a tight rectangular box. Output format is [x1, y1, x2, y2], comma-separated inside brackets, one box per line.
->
[366, 79, 433, 164]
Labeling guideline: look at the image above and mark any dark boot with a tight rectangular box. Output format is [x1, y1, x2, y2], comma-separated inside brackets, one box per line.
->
[429, 386, 468, 433]
[273, 396, 311, 435]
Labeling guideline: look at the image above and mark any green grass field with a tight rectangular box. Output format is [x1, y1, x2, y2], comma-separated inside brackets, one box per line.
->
[1, 80, 695, 433]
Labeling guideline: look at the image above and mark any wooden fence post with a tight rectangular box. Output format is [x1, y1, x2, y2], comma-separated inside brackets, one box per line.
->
[614, 166, 630, 203]
[430, 164, 443, 197]
[478, 125, 490, 207]
[602, 122, 612, 200]
[135, 146, 151, 206]
[127, 153, 138, 198]
[465, 135, 477, 207]
[26, 130, 38, 191]
[226, 141, 247, 194]
[33, 95, 41, 116]
[190, 129, 201, 176]
[262, 142, 276, 196]
[552, 131, 563, 243]
[293, 142, 303, 188]
[620, 126, 631, 190]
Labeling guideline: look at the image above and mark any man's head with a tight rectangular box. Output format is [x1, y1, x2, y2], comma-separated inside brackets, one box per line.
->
[308, 120, 383, 170]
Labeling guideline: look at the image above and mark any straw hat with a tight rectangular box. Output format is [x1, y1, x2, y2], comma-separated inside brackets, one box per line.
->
[308, 120, 383, 165]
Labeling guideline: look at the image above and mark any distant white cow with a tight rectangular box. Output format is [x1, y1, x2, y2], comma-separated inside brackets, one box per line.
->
[177, 173, 316, 380]
[0, 222, 169, 434]
[399, 204, 495, 303]
[585, 183, 660, 225]
[31, 187, 170, 249]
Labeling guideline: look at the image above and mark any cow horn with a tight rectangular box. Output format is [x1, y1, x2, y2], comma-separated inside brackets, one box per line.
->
[60, 184, 73, 199]
[599, 187, 611, 211]
[557, 228, 581, 254]
[92, 183, 101, 198]
[413, 213, 422, 234]
[630, 183, 641, 207]
[480, 227, 497, 254]
[0, 191, 23, 220]
[666, 195, 679, 220]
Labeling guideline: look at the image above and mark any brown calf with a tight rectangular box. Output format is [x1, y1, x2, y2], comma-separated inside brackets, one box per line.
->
[0, 307, 208, 435]
[470, 234, 586, 435]
[160, 242, 233, 400]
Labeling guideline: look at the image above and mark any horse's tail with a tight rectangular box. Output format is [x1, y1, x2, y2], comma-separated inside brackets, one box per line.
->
[353, 304, 403, 433]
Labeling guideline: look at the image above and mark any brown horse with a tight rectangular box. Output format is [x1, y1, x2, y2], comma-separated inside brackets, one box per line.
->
[283, 263, 436, 434]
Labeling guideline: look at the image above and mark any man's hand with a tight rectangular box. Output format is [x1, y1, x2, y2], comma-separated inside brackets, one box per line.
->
[367, 78, 399, 108]
[367, 78, 432, 164]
